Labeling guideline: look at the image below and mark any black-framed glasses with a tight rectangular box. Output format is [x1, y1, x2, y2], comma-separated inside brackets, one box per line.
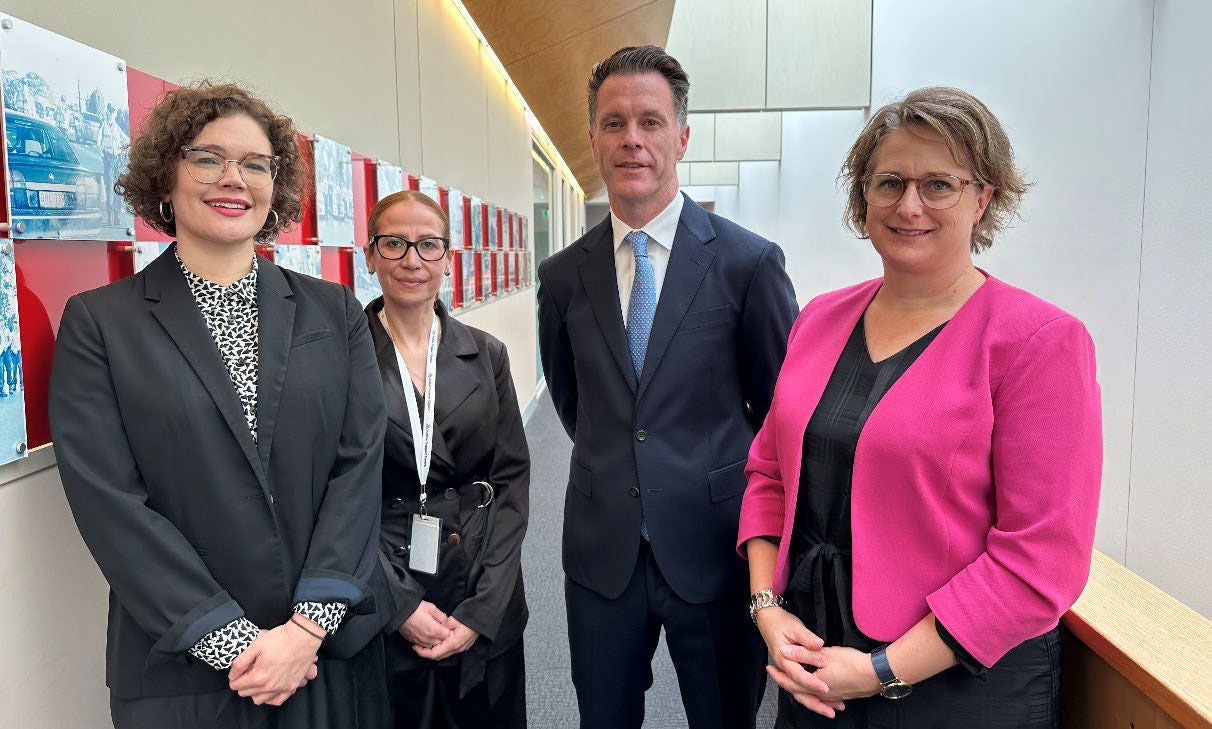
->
[863, 173, 986, 210]
[180, 146, 280, 188]
[371, 235, 451, 261]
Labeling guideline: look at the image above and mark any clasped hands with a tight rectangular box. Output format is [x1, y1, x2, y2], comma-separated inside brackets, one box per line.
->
[755, 607, 884, 719]
[400, 600, 479, 661]
[228, 614, 324, 706]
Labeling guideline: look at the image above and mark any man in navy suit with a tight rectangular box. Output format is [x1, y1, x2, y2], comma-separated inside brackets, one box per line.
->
[537, 46, 799, 729]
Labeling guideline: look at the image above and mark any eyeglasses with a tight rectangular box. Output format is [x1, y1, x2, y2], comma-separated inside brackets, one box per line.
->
[180, 146, 280, 188]
[371, 235, 451, 261]
[863, 173, 985, 210]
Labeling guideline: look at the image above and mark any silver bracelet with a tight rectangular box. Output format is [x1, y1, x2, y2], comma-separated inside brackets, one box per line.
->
[749, 588, 786, 624]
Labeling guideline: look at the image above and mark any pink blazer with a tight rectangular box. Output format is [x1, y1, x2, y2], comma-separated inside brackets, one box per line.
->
[737, 274, 1101, 667]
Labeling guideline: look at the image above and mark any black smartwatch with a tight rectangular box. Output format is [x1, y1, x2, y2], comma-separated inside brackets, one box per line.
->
[870, 646, 912, 699]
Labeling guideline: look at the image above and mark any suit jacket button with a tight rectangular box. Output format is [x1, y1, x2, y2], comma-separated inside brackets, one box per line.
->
[635, 429, 647, 441]
[393, 544, 408, 556]
[390, 497, 405, 509]
[445, 488, 457, 500]
[628, 487, 640, 497]
[447, 533, 461, 546]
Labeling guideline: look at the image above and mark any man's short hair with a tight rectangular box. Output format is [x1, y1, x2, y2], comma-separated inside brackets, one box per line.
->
[587, 45, 690, 128]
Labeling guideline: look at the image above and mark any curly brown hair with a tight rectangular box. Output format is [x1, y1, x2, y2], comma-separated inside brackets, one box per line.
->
[116, 81, 306, 242]
[840, 86, 1030, 253]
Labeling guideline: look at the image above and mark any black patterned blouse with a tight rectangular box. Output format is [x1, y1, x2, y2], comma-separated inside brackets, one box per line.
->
[175, 249, 348, 671]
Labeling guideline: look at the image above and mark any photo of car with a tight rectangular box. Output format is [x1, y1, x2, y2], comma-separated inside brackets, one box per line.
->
[0, 13, 133, 240]
[4, 111, 102, 237]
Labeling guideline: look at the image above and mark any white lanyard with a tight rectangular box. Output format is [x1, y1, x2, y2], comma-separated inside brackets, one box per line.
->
[390, 311, 440, 514]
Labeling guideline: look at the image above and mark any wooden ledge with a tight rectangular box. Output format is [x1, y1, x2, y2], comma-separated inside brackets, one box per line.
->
[1063, 550, 1212, 728]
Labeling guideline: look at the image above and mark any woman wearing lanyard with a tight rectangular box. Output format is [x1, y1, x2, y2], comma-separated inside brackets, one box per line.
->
[364, 190, 530, 729]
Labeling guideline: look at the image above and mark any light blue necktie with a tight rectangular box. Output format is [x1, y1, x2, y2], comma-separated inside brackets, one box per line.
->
[625, 230, 655, 541]
[626, 230, 657, 380]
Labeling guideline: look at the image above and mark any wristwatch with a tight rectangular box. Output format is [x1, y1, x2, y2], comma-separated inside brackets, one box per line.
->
[870, 646, 913, 699]
[748, 589, 785, 624]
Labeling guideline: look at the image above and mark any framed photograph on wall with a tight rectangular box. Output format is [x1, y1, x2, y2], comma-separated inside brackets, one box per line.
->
[0, 13, 134, 240]
[418, 176, 440, 206]
[376, 161, 404, 199]
[352, 249, 381, 307]
[273, 244, 322, 278]
[133, 241, 170, 273]
[313, 135, 354, 246]
[0, 239, 26, 464]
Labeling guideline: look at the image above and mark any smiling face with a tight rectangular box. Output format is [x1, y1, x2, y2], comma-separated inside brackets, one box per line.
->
[364, 199, 450, 309]
[589, 71, 689, 226]
[865, 125, 993, 276]
[168, 114, 274, 250]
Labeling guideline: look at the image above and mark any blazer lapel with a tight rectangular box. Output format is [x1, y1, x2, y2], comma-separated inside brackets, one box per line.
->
[145, 248, 266, 484]
[369, 303, 410, 441]
[254, 260, 296, 471]
[578, 220, 637, 393]
[637, 198, 716, 399]
[431, 304, 479, 470]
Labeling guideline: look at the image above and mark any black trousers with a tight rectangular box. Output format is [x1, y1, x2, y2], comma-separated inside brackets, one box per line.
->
[565, 542, 767, 729]
[386, 635, 526, 729]
[776, 627, 1062, 729]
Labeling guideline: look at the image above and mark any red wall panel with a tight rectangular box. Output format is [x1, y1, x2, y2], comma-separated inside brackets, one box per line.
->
[352, 153, 373, 247]
[321, 245, 352, 287]
[276, 134, 316, 244]
[127, 68, 177, 242]
[14, 240, 116, 448]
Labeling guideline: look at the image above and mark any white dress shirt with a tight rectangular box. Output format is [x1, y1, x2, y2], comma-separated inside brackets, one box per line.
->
[612, 192, 684, 324]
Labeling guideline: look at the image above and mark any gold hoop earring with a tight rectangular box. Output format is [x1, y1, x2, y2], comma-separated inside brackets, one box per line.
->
[159, 201, 173, 222]
[265, 209, 279, 229]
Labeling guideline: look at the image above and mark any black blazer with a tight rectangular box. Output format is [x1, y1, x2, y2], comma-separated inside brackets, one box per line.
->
[537, 195, 799, 604]
[368, 299, 529, 658]
[49, 247, 390, 699]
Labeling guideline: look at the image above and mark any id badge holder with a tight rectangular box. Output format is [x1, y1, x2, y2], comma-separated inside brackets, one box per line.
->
[409, 514, 441, 574]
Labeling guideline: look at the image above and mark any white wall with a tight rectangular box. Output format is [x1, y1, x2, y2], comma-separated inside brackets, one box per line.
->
[1126, 0, 1212, 617]
[685, 0, 1211, 616]
[0, 451, 109, 728]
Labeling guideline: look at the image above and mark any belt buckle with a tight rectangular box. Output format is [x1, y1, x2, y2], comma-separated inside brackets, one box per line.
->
[473, 480, 494, 508]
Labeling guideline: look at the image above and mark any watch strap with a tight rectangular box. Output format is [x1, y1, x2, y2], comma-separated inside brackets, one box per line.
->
[871, 646, 898, 685]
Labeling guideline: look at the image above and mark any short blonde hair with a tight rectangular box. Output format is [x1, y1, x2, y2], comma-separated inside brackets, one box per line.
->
[367, 189, 450, 240]
[841, 86, 1029, 252]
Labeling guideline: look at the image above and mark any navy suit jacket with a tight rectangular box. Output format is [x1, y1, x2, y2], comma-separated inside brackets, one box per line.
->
[537, 195, 798, 604]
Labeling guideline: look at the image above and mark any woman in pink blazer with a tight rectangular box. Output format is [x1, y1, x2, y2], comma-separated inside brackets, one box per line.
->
[738, 87, 1101, 728]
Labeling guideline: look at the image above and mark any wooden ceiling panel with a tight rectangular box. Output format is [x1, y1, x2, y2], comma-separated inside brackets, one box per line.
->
[463, 0, 655, 66]
[465, 0, 674, 199]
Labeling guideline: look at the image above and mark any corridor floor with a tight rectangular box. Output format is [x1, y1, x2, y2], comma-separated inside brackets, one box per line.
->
[521, 392, 779, 728]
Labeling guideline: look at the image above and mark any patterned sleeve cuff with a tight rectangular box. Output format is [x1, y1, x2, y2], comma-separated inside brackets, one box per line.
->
[293, 601, 348, 635]
[188, 617, 260, 671]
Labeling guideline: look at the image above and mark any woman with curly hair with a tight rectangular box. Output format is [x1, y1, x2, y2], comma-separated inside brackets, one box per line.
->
[739, 86, 1102, 728]
[49, 82, 393, 729]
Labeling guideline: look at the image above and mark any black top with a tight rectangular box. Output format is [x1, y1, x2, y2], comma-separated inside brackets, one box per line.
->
[367, 298, 531, 695]
[785, 315, 982, 674]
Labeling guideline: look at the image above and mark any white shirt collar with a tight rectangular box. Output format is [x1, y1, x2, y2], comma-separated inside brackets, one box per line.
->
[610, 192, 684, 253]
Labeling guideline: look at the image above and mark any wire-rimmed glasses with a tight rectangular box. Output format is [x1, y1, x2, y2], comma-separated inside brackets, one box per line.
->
[863, 173, 985, 210]
[180, 146, 280, 188]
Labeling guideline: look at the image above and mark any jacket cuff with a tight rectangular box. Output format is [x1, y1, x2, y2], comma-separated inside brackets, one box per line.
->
[451, 602, 496, 642]
[151, 592, 243, 659]
[293, 570, 371, 614]
[935, 617, 988, 679]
